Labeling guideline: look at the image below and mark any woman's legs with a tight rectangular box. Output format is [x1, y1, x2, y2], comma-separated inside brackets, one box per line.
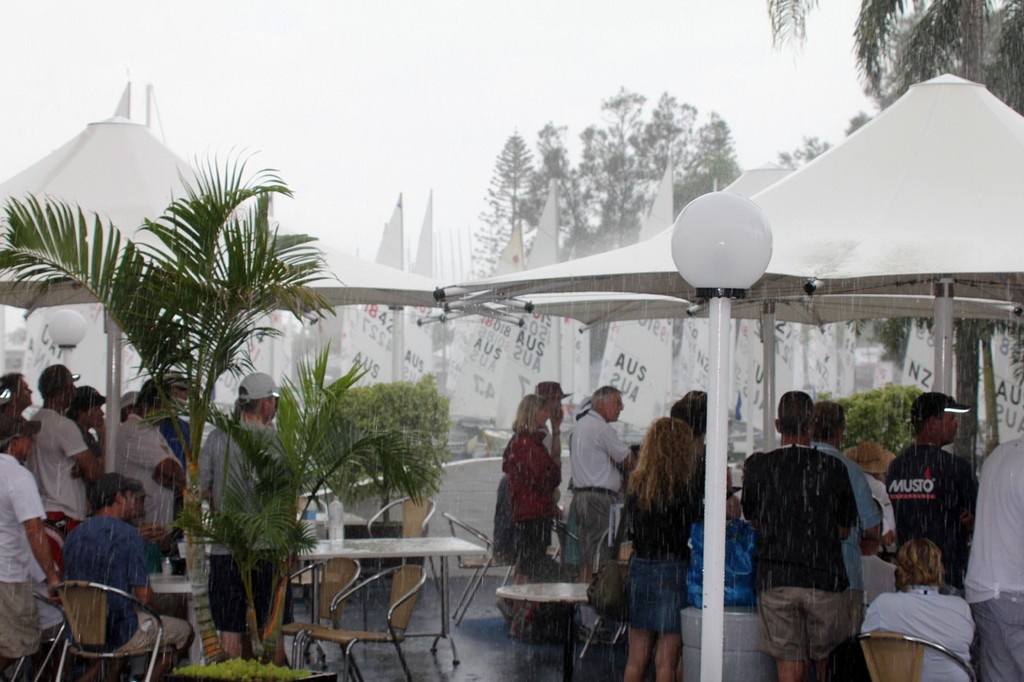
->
[653, 632, 683, 682]
[625, 628, 656, 682]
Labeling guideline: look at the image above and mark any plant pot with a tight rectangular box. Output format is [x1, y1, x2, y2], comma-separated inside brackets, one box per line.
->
[166, 670, 336, 682]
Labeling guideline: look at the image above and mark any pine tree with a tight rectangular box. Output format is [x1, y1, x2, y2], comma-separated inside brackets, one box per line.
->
[475, 132, 535, 276]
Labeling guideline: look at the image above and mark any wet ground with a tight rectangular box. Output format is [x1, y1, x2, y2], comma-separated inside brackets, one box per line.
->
[287, 573, 629, 681]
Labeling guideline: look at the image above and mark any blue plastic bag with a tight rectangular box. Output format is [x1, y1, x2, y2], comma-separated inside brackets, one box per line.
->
[686, 519, 757, 608]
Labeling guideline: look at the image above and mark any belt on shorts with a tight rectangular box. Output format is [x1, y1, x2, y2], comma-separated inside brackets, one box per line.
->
[572, 486, 617, 495]
[636, 552, 687, 561]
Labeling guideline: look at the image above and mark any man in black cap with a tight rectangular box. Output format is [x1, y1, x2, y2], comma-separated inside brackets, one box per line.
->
[887, 391, 977, 591]
[28, 364, 98, 560]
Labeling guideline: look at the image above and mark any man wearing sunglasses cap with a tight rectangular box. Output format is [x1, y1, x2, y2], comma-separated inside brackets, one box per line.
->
[887, 392, 977, 591]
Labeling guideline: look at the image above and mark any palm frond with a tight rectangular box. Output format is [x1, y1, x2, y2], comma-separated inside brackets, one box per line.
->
[767, 0, 820, 47]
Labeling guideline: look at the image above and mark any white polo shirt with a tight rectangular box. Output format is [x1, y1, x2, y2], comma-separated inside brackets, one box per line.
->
[568, 410, 630, 492]
[0, 452, 46, 582]
[966, 438, 1024, 602]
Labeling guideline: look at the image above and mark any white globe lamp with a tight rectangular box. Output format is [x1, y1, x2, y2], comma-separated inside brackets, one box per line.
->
[671, 192, 772, 682]
[48, 308, 88, 369]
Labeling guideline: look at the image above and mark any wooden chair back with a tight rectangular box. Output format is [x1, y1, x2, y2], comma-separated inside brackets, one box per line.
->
[388, 565, 425, 632]
[59, 581, 109, 648]
[859, 631, 976, 682]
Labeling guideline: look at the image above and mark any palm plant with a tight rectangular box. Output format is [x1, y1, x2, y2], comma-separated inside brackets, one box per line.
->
[177, 348, 424, 661]
[0, 158, 331, 660]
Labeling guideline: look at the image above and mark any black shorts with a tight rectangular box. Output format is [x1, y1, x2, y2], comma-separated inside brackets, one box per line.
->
[208, 555, 292, 633]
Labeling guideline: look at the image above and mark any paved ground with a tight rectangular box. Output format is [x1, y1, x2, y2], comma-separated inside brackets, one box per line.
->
[287, 573, 629, 681]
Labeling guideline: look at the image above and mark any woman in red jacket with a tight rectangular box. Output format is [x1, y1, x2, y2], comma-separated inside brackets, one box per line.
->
[503, 393, 562, 580]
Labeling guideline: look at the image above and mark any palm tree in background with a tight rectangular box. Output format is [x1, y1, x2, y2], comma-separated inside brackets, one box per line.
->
[767, 0, 1024, 111]
[0, 159, 331, 660]
[767, 0, 1024, 459]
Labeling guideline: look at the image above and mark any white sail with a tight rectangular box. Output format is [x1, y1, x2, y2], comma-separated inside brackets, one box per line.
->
[495, 223, 525, 275]
[901, 324, 940, 392]
[529, 180, 559, 268]
[494, 313, 562, 428]
[449, 317, 517, 421]
[375, 194, 404, 269]
[597, 319, 673, 429]
[638, 162, 674, 241]
[412, 191, 433, 277]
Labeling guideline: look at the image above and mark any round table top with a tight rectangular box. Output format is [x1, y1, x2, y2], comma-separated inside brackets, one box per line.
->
[496, 582, 589, 604]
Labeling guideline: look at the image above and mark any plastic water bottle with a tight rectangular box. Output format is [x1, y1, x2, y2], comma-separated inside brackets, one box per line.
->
[328, 498, 345, 544]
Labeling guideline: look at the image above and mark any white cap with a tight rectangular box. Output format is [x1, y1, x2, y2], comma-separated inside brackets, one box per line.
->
[120, 391, 139, 408]
[238, 373, 279, 401]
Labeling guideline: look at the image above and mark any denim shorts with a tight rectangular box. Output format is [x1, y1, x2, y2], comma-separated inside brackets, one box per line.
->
[628, 556, 688, 633]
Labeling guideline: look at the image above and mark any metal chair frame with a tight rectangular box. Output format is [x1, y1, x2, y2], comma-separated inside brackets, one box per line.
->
[283, 558, 360, 668]
[294, 564, 427, 682]
[441, 512, 513, 625]
[55, 580, 164, 682]
[858, 630, 977, 682]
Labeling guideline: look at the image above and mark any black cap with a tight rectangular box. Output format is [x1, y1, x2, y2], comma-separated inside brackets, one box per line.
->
[38, 365, 79, 397]
[89, 473, 144, 511]
[911, 392, 970, 429]
[69, 386, 106, 414]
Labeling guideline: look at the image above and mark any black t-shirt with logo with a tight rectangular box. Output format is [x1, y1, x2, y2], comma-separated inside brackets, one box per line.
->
[887, 444, 977, 589]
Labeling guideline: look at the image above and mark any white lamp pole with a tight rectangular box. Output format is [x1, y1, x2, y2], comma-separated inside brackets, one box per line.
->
[671, 192, 772, 682]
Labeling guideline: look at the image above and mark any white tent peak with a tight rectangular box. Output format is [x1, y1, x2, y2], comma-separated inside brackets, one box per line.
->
[920, 73, 980, 87]
[91, 115, 140, 127]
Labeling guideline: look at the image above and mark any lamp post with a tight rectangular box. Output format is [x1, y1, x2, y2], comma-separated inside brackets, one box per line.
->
[48, 308, 87, 369]
[671, 192, 772, 682]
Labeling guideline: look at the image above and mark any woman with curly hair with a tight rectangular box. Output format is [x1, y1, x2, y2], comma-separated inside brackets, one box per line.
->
[503, 393, 561, 581]
[625, 417, 704, 682]
[862, 538, 974, 681]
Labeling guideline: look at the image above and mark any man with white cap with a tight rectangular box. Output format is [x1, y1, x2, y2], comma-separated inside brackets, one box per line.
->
[200, 372, 285, 662]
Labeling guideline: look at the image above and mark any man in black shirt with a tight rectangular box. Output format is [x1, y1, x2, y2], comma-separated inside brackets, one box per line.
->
[887, 391, 976, 591]
[742, 391, 857, 682]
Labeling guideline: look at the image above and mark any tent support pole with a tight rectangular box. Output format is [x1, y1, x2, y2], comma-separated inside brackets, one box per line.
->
[104, 313, 122, 471]
[933, 280, 954, 395]
[760, 301, 776, 451]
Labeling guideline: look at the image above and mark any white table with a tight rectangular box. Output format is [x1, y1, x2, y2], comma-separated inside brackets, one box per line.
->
[496, 582, 590, 682]
[150, 574, 201, 663]
[304, 537, 485, 665]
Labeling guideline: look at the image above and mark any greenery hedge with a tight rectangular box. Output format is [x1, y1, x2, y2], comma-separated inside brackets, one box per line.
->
[835, 384, 922, 455]
[336, 373, 449, 504]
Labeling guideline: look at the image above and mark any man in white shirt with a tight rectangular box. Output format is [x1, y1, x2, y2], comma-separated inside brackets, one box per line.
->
[965, 437, 1024, 680]
[567, 385, 633, 582]
[0, 415, 59, 672]
[114, 380, 185, 549]
[27, 364, 98, 565]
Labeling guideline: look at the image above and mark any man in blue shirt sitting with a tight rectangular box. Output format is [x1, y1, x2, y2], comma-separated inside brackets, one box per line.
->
[63, 473, 192, 682]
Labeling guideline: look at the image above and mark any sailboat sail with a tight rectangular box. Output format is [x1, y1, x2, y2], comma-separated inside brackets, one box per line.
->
[412, 191, 433, 277]
[495, 223, 525, 275]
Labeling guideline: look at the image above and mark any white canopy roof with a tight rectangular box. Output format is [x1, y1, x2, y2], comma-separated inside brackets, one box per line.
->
[0, 116, 438, 309]
[438, 75, 1024, 314]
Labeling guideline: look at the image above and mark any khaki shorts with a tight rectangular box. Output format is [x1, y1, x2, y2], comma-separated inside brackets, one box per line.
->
[117, 612, 192, 653]
[0, 581, 40, 659]
[567, 490, 615, 569]
[757, 586, 850, 661]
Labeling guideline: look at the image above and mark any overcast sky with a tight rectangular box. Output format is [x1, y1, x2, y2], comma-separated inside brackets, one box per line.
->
[0, 1, 873, 278]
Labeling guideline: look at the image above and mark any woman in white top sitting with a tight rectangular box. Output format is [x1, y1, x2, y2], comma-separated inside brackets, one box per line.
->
[862, 538, 975, 681]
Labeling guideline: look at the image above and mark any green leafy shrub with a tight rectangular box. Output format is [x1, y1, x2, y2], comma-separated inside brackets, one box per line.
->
[335, 374, 449, 505]
[836, 384, 922, 454]
[174, 659, 308, 681]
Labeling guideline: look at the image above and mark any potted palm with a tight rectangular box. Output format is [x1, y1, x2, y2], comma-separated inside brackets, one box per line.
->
[0, 159, 331, 661]
[175, 348, 428, 662]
